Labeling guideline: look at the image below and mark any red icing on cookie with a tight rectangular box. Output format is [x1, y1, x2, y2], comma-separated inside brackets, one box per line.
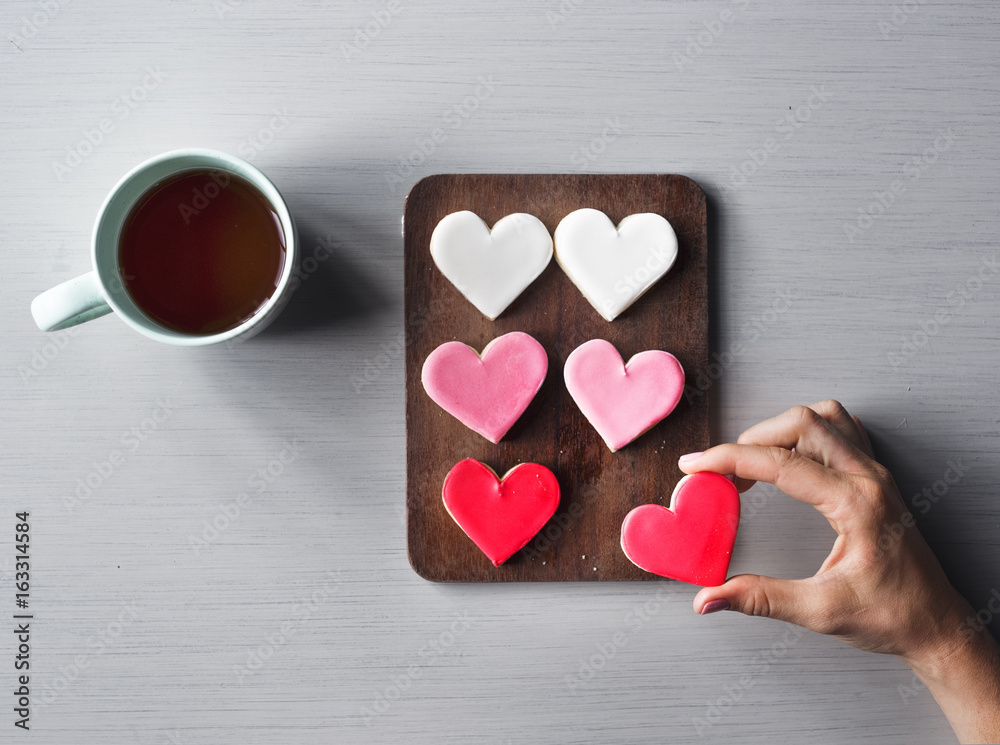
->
[442, 458, 560, 567]
[620, 472, 740, 586]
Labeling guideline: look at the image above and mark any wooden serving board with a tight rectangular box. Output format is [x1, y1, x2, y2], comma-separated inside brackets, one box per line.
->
[404, 174, 709, 582]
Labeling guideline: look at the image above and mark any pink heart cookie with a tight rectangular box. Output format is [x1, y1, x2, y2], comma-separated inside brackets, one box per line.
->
[421, 331, 548, 443]
[564, 339, 684, 452]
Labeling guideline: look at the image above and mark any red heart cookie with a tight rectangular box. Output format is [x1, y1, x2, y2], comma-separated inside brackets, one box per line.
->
[620, 472, 740, 586]
[442, 458, 560, 567]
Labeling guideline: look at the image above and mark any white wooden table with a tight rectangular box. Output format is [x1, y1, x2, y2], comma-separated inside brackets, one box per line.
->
[3, 1, 998, 742]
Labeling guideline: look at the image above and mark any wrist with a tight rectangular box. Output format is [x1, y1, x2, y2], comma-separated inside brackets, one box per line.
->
[900, 592, 982, 680]
[899, 597, 1000, 744]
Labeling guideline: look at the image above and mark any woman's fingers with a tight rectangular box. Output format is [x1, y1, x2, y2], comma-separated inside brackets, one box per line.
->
[851, 414, 874, 456]
[679, 443, 853, 514]
[694, 573, 838, 632]
[735, 402, 873, 476]
[809, 400, 874, 457]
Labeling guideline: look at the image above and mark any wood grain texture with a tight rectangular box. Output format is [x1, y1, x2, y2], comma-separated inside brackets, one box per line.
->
[404, 174, 708, 581]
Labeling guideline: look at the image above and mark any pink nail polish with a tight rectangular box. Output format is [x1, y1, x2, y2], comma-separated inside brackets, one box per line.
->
[679, 451, 704, 462]
[700, 599, 731, 614]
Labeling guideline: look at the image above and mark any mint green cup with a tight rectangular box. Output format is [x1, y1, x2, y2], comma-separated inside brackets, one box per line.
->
[30, 148, 297, 346]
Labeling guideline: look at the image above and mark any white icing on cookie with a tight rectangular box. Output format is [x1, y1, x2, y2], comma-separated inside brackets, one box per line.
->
[554, 208, 678, 321]
[430, 211, 553, 320]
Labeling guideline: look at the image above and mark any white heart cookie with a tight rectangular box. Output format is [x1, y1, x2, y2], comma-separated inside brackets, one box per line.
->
[554, 208, 678, 321]
[430, 211, 553, 320]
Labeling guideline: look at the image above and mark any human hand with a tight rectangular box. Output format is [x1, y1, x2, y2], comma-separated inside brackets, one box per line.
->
[679, 400, 967, 657]
[678, 401, 1000, 743]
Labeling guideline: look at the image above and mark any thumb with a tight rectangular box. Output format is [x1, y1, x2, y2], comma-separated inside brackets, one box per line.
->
[694, 573, 828, 629]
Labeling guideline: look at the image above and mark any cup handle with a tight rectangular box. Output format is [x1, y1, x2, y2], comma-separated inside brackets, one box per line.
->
[31, 272, 113, 331]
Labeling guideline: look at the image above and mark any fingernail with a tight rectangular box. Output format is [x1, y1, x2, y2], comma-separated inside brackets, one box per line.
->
[679, 451, 704, 462]
[700, 599, 731, 615]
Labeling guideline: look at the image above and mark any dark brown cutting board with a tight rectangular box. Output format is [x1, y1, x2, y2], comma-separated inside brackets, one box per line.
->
[404, 174, 709, 582]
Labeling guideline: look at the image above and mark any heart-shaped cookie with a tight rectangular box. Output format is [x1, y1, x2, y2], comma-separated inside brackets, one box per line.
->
[620, 472, 740, 586]
[430, 211, 553, 320]
[421, 331, 547, 443]
[442, 458, 561, 567]
[564, 339, 684, 452]
[554, 208, 677, 321]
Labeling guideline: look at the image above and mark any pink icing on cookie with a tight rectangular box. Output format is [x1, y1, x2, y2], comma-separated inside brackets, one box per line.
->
[564, 339, 684, 452]
[442, 458, 560, 567]
[620, 472, 740, 586]
[421, 331, 548, 443]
